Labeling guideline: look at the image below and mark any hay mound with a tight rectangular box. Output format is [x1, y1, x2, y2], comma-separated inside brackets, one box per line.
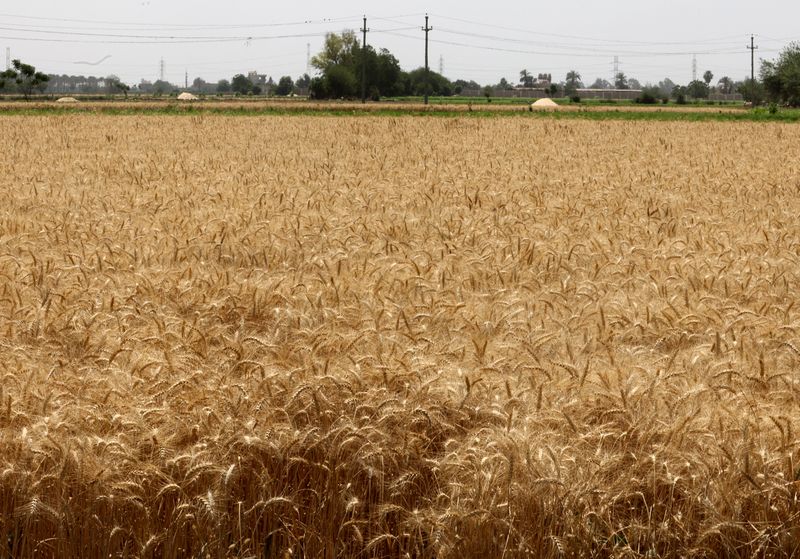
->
[177, 92, 199, 101]
[531, 98, 559, 110]
[56, 97, 79, 103]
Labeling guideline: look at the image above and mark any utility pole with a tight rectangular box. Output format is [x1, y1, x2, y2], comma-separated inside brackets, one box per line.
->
[747, 35, 758, 83]
[422, 14, 432, 105]
[360, 15, 369, 104]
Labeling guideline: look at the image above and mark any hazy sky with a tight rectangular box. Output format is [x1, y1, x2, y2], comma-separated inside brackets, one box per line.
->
[2, 1, 797, 87]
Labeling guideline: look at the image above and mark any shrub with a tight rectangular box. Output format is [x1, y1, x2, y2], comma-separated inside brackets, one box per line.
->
[636, 87, 660, 104]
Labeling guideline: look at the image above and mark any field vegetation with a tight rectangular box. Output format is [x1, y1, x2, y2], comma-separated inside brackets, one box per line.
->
[2, 100, 800, 123]
[1, 115, 800, 557]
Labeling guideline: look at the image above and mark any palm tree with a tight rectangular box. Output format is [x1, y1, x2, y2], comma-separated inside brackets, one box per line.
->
[519, 69, 533, 87]
[703, 70, 714, 86]
[566, 70, 582, 89]
[717, 76, 733, 94]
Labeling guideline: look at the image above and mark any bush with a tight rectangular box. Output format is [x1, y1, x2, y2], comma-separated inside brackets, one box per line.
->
[570, 95, 581, 103]
[369, 85, 380, 102]
[636, 87, 660, 104]
[308, 77, 328, 100]
[675, 94, 687, 105]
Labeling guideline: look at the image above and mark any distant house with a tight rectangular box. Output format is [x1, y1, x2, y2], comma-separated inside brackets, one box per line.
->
[247, 71, 267, 87]
[534, 73, 552, 88]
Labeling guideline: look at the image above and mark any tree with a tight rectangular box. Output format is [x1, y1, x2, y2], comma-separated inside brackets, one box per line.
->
[565, 70, 583, 93]
[311, 31, 359, 72]
[152, 80, 172, 95]
[296, 74, 311, 89]
[686, 80, 710, 99]
[657, 78, 676, 98]
[628, 78, 642, 90]
[483, 85, 493, 102]
[589, 78, 611, 89]
[519, 69, 534, 87]
[0, 59, 49, 98]
[106, 76, 130, 98]
[308, 77, 328, 99]
[373, 49, 403, 97]
[671, 85, 688, 104]
[703, 70, 714, 86]
[216, 79, 231, 93]
[325, 65, 358, 98]
[275, 76, 294, 96]
[717, 76, 734, 94]
[192, 77, 213, 94]
[760, 42, 800, 106]
[231, 74, 254, 95]
[454, 79, 481, 91]
[497, 77, 512, 90]
[636, 86, 661, 104]
[309, 33, 404, 99]
[738, 78, 765, 105]
[407, 68, 452, 97]
[614, 72, 629, 89]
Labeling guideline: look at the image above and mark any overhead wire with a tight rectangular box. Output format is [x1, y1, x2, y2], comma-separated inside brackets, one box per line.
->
[1, 10, 793, 84]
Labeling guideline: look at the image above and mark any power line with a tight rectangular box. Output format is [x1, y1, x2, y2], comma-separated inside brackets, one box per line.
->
[0, 12, 363, 30]
[383, 31, 746, 59]
[0, 30, 334, 45]
[428, 13, 751, 47]
[433, 27, 744, 55]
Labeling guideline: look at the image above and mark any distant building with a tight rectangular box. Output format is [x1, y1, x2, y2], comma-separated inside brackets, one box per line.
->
[247, 71, 267, 87]
[535, 73, 552, 88]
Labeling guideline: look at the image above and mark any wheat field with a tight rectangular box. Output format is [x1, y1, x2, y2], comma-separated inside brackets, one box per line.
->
[1, 115, 799, 558]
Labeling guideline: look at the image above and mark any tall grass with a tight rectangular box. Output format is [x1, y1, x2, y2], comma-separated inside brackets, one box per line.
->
[0, 115, 799, 557]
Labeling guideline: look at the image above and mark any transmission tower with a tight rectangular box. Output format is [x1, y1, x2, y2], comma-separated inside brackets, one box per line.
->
[160, 58, 165, 82]
[185, 69, 188, 89]
[439, 55, 444, 76]
[306, 43, 311, 74]
[613, 56, 619, 84]
[5, 48, 10, 70]
[692, 55, 697, 82]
